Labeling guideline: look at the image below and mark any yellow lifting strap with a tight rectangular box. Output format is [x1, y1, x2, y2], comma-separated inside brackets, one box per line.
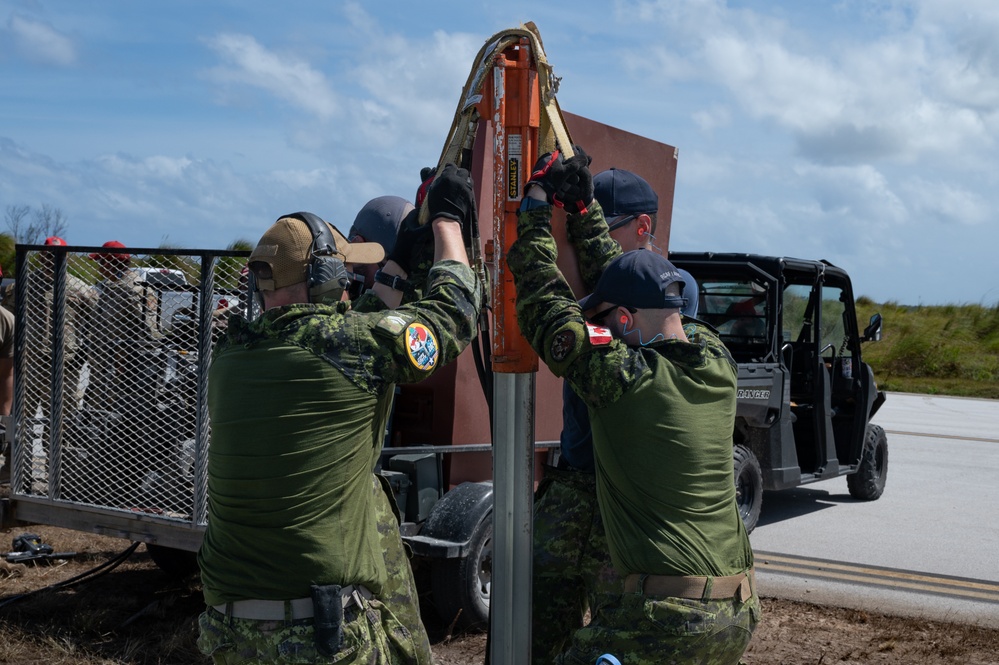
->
[418, 22, 577, 227]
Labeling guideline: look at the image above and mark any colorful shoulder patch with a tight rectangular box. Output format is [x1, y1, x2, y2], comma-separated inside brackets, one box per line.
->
[406, 323, 439, 371]
[585, 322, 613, 346]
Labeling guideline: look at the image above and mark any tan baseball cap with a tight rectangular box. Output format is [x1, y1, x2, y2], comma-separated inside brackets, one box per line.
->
[248, 216, 385, 290]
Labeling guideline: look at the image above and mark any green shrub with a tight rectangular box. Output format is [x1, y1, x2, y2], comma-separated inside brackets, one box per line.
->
[862, 300, 999, 398]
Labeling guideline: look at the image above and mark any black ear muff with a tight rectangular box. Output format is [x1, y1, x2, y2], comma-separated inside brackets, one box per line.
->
[246, 270, 263, 320]
[284, 211, 348, 305]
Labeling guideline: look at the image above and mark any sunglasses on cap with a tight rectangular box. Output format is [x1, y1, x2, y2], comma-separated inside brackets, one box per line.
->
[589, 304, 637, 323]
[606, 214, 640, 232]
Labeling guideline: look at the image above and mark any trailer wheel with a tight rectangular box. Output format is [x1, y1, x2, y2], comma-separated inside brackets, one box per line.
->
[733, 444, 763, 534]
[146, 544, 199, 579]
[848, 424, 888, 501]
[432, 512, 491, 631]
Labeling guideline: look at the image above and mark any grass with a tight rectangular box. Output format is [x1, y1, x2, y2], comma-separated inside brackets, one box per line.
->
[856, 298, 999, 399]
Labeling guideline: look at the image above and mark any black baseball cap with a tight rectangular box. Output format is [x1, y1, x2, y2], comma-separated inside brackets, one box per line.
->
[594, 168, 658, 230]
[347, 195, 414, 256]
[579, 250, 687, 312]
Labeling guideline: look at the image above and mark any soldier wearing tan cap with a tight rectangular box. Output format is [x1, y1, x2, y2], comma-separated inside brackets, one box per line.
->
[197, 165, 481, 664]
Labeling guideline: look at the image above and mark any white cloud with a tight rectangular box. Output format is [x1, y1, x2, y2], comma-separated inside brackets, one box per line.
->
[7, 14, 76, 66]
[344, 23, 481, 151]
[204, 33, 337, 120]
[691, 104, 732, 132]
[632, 0, 998, 165]
[901, 176, 990, 226]
[795, 163, 908, 225]
[702, 34, 852, 132]
[95, 154, 194, 180]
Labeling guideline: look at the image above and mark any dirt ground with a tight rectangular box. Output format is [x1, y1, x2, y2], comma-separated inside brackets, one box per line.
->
[1, 527, 998, 665]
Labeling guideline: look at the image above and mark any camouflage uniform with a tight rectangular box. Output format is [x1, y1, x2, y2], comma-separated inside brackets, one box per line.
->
[532, 202, 624, 664]
[19, 265, 97, 420]
[532, 465, 622, 663]
[372, 473, 431, 660]
[508, 202, 759, 665]
[197, 473, 432, 665]
[84, 268, 161, 411]
[0, 305, 12, 482]
[15, 260, 98, 498]
[198, 258, 479, 664]
[80, 268, 165, 506]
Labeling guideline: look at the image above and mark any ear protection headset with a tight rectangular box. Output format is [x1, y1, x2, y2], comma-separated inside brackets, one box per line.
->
[284, 211, 349, 306]
[248, 211, 349, 312]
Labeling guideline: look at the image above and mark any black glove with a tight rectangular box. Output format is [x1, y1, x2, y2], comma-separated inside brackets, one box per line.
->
[554, 146, 593, 215]
[524, 150, 565, 201]
[425, 163, 475, 227]
[386, 208, 430, 274]
[524, 146, 593, 214]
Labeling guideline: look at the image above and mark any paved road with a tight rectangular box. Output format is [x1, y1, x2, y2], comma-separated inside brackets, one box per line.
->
[749, 392, 999, 627]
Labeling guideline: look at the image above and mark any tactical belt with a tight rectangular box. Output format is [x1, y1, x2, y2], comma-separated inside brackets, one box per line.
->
[212, 584, 373, 621]
[624, 568, 754, 602]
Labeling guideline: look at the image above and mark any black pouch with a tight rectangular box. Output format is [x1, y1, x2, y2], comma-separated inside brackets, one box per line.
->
[310, 584, 344, 656]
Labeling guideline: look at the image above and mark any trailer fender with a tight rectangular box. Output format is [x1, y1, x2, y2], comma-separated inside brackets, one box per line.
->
[404, 481, 492, 559]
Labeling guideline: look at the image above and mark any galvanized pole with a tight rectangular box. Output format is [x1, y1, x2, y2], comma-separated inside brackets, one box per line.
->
[490, 371, 534, 664]
[486, 34, 542, 665]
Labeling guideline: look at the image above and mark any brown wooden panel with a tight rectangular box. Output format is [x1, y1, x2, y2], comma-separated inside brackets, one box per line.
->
[394, 113, 678, 486]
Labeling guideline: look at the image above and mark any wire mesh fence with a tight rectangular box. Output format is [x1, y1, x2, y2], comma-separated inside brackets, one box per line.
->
[10, 245, 249, 526]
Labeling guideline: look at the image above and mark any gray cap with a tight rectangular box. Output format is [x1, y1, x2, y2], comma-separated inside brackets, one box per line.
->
[347, 195, 414, 257]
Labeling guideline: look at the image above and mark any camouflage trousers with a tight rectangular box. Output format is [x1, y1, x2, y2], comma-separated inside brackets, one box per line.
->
[372, 473, 432, 664]
[554, 586, 761, 665]
[196, 474, 432, 665]
[533, 466, 623, 665]
[197, 598, 417, 665]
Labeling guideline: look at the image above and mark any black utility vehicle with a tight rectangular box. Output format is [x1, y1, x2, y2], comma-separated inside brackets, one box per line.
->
[670, 253, 888, 533]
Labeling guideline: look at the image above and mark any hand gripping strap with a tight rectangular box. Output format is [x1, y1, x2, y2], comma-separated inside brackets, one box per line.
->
[421, 22, 577, 224]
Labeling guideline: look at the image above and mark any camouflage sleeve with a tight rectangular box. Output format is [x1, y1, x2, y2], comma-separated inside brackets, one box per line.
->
[565, 200, 621, 291]
[370, 259, 480, 385]
[507, 205, 649, 409]
[267, 261, 478, 395]
[685, 321, 739, 373]
[351, 290, 389, 314]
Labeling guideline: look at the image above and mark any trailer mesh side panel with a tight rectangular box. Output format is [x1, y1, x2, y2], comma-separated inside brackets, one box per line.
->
[11, 246, 249, 527]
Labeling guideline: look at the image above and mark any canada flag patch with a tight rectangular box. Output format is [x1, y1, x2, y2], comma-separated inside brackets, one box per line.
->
[586, 322, 612, 346]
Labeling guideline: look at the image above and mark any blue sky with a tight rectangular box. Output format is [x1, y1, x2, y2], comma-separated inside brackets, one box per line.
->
[1, 0, 997, 306]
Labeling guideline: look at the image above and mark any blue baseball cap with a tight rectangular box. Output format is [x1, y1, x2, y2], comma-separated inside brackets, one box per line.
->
[578, 250, 687, 312]
[593, 168, 658, 230]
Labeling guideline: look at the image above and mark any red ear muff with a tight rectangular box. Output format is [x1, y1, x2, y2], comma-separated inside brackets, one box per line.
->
[620, 315, 628, 324]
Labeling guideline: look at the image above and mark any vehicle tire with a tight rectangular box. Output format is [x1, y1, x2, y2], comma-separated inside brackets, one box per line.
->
[848, 423, 888, 501]
[431, 513, 491, 632]
[146, 544, 200, 579]
[733, 444, 763, 534]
